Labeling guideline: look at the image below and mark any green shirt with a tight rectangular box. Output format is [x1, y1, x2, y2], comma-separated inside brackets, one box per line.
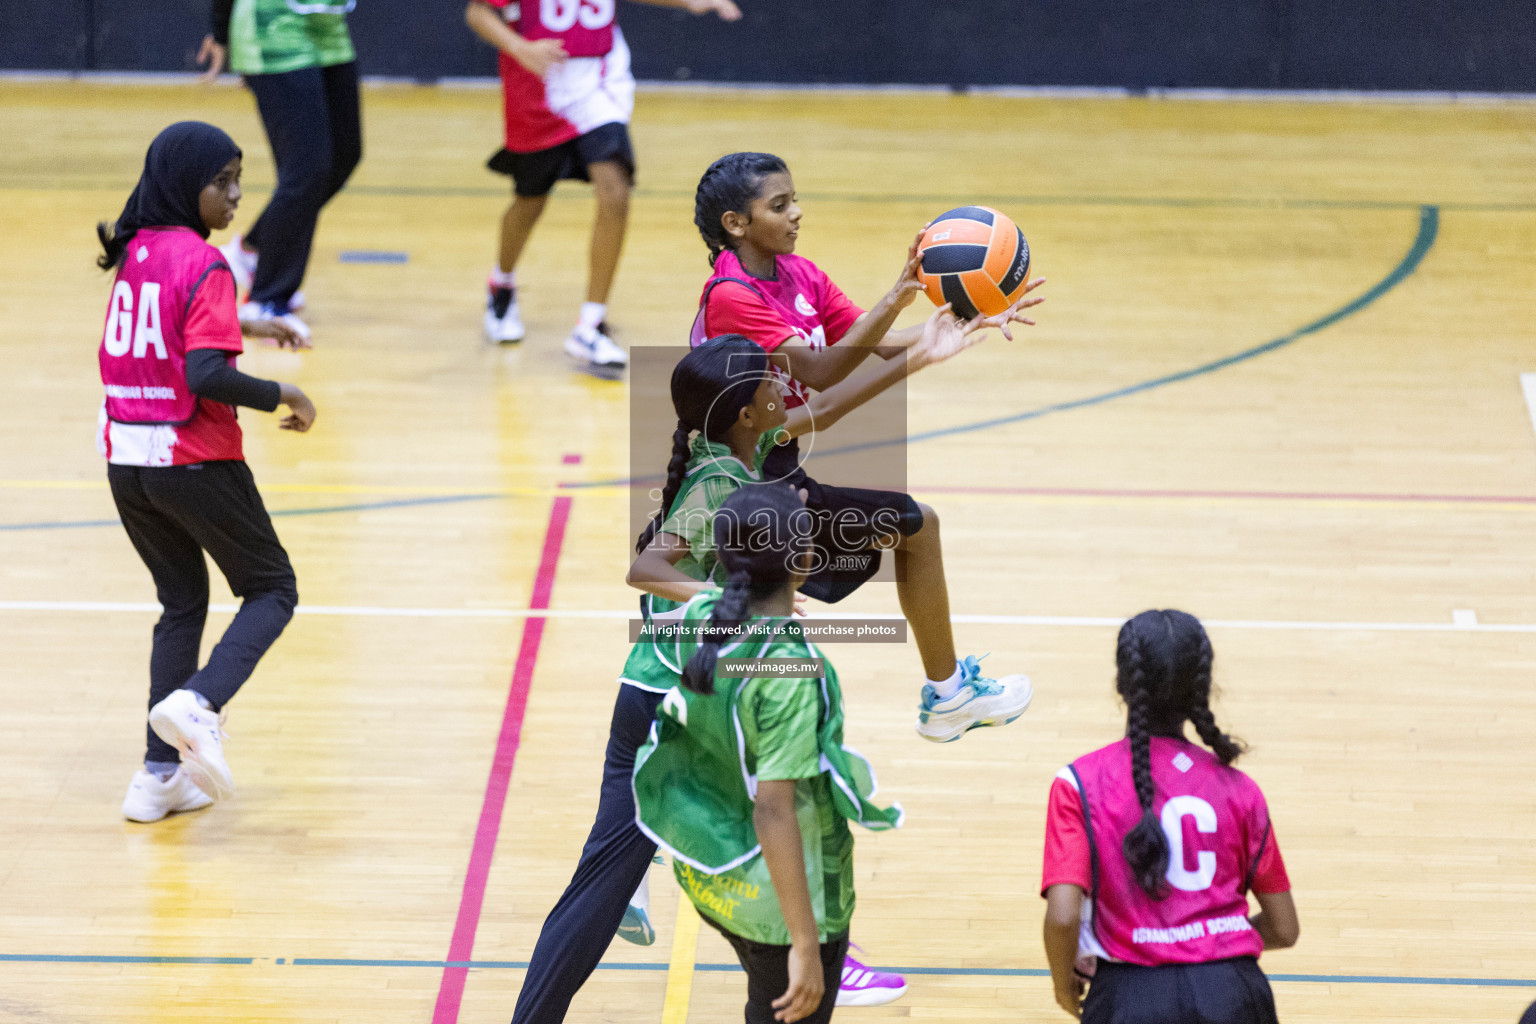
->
[676, 671, 858, 945]
[632, 592, 902, 945]
[230, 0, 355, 75]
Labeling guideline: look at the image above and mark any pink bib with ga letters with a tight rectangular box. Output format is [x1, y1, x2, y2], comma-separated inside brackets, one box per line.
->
[99, 228, 224, 425]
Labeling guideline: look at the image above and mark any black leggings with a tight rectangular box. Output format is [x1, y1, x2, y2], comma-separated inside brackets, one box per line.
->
[244, 60, 362, 308]
[706, 917, 849, 1024]
[761, 439, 924, 604]
[108, 461, 297, 763]
[1082, 957, 1279, 1024]
[511, 684, 663, 1024]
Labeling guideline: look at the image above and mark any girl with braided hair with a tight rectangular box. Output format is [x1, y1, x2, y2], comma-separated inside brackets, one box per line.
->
[634, 484, 902, 1024]
[1041, 610, 1298, 1023]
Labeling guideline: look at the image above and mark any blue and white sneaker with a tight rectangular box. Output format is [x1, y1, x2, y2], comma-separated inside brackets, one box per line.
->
[915, 655, 1033, 743]
[616, 872, 656, 946]
[617, 903, 656, 946]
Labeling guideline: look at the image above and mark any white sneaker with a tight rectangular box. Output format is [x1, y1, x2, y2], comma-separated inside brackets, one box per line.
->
[239, 301, 311, 343]
[122, 766, 214, 823]
[219, 234, 258, 294]
[914, 656, 1033, 743]
[484, 285, 525, 344]
[564, 321, 627, 378]
[147, 689, 234, 800]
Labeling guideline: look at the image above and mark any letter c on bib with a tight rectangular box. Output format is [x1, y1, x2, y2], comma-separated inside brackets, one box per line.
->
[1161, 794, 1218, 892]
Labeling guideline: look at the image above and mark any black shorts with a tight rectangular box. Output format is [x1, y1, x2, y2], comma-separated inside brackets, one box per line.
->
[1081, 957, 1278, 1024]
[487, 121, 635, 198]
[703, 916, 849, 1024]
[763, 439, 925, 605]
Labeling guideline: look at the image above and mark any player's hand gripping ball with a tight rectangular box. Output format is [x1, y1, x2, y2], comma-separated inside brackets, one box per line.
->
[917, 206, 1031, 319]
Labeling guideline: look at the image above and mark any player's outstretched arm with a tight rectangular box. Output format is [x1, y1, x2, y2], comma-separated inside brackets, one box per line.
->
[872, 273, 1047, 358]
[782, 229, 926, 383]
[625, 0, 742, 20]
[628, 531, 711, 605]
[782, 301, 1001, 439]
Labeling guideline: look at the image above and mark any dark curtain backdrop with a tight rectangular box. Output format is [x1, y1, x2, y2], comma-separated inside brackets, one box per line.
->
[4, 0, 1533, 91]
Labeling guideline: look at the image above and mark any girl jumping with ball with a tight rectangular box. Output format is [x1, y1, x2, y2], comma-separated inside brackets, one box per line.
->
[1041, 610, 1299, 1023]
[689, 151, 1046, 743]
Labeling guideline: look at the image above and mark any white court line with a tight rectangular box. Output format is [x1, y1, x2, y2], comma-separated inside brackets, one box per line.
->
[1521, 374, 1536, 442]
[2, 601, 1533, 634]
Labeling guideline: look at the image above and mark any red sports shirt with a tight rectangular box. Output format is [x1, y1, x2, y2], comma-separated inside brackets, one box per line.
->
[1041, 736, 1289, 967]
[98, 228, 246, 467]
[484, 0, 633, 153]
[693, 250, 865, 407]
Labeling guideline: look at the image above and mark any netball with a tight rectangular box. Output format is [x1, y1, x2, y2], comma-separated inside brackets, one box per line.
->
[917, 205, 1032, 319]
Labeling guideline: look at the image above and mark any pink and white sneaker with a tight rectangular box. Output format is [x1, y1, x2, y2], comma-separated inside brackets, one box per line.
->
[836, 948, 907, 1007]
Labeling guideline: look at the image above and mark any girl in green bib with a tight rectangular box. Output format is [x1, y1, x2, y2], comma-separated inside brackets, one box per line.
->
[199, 0, 361, 336]
[634, 484, 901, 1024]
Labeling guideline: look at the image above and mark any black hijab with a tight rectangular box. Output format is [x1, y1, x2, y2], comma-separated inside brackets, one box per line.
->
[97, 121, 241, 269]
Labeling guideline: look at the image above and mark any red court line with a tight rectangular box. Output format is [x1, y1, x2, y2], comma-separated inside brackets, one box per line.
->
[432, 493, 573, 1024]
[563, 477, 1536, 507]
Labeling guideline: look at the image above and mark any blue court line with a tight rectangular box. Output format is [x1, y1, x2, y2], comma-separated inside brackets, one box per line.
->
[565, 203, 1440, 489]
[2, 953, 1529, 986]
[0, 492, 504, 533]
[338, 249, 409, 263]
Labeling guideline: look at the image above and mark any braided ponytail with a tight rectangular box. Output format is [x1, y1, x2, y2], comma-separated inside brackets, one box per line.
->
[1118, 625, 1170, 899]
[693, 152, 788, 267]
[682, 568, 753, 695]
[635, 421, 694, 554]
[1113, 609, 1247, 898]
[1186, 628, 1246, 765]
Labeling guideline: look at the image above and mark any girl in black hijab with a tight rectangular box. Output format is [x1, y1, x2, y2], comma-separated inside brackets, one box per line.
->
[98, 121, 243, 269]
[96, 121, 318, 825]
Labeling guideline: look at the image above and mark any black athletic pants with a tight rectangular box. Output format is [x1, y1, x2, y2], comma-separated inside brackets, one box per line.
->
[705, 918, 849, 1024]
[1082, 957, 1279, 1024]
[244, 61, 362, 309]
[510, 684, 663, 1024]
[108, 461, 297, 764]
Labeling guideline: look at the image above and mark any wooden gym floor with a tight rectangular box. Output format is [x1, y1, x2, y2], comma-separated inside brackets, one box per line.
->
[1, 79, 1534, 1023]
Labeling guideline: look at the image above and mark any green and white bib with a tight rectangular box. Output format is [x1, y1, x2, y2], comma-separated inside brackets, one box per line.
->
[632, 591, 902, 944]
[230, 0, 355, 75]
